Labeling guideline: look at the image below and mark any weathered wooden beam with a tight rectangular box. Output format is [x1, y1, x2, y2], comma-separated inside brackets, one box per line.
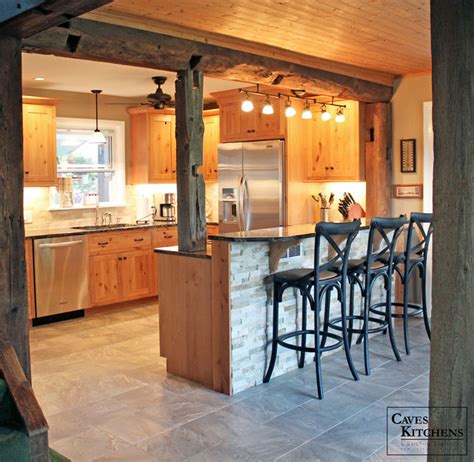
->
[365, 103, 392, 217]
[0, 36, 31, 379]
[22, 18, 393, 103]
[176, 65, 206, 252]
[0, 0, 112, 38]
[428, 0, 473, 459]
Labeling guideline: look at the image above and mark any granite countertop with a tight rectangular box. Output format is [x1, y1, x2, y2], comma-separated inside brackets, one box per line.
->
[208, 219, 370, 242]
[154, 245, 212, 260]
[25, 222, 178, 240]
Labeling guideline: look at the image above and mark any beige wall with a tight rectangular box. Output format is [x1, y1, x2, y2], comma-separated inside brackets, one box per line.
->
[391, 75, 432, 216]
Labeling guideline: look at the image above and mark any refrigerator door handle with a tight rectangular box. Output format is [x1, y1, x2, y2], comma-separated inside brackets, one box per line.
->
[238, 176, 245, 231]
[242, 176, 251, 231]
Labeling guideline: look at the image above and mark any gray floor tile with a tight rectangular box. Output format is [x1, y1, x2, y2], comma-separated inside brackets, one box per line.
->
[278, 439, 362, 462]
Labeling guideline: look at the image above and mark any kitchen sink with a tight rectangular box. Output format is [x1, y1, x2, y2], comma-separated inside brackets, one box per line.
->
[71, 224, 140, 230]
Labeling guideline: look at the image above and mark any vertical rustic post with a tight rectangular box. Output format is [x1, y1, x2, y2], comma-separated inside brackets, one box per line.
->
[0, 36, 31, 379]
[429, 0, 473, 459]
[175, 63, 206, 252]
[365, 103, 392, 217]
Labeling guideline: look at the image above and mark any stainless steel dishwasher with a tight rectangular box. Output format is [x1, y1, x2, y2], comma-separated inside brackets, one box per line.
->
[34, 235, 89, 319]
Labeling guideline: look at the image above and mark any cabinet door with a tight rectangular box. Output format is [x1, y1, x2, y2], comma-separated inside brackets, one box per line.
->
[254, 102, 283, 140]
[149, 115, 174, 181]
[23, 104, 57, 186]
[306, 111, 331, 180]
[219, 102, 243, 142]
[89, 254, 121, 306]
[203, 116, 219, 181]
[327, 101, 359, 180]
[120, 250, 152, 300]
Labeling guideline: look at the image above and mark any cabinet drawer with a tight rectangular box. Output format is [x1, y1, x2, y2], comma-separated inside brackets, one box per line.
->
[152, 227, 178, 247]
[89, 230, 151, 254]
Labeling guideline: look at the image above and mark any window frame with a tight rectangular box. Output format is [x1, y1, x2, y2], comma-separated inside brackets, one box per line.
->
[50, 117, 126, 210]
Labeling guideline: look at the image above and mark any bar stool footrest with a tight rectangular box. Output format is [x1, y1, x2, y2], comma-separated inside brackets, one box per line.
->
[277, 329, 343, 353]
[328, 315, 388, 335]
[370, 301, 423, 318]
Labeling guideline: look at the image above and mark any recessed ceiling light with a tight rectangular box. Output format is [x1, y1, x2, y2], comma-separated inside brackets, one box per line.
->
[34, 77, 45, 81]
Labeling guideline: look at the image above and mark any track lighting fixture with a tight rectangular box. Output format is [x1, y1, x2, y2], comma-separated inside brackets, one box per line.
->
[335, 107, 345, 123]
[262, 96, 274, 115]
[241, 93, 254, 112]
[321, 104, 331, 122]
[301, 101, 313, 120]
[284, 99, 296, 118]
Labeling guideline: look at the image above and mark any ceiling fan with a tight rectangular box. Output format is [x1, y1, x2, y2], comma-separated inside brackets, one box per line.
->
[106, 76, 175, 109]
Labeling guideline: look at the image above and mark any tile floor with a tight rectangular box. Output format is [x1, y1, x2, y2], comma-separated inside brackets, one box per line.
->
[30, 300, 431, 461]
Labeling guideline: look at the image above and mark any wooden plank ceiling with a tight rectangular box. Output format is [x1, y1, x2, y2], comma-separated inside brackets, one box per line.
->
[90, 0, 431, 78]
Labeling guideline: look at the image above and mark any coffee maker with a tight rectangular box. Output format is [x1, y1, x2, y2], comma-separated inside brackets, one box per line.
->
[159, 193, 176, 223]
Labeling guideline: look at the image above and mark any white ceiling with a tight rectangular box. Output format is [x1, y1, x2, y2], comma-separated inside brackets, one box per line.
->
[22, 53, 243, 99]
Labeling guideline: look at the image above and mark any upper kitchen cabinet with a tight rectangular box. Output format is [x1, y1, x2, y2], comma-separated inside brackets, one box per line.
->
[212, 90, 285, 142]
[203, 112, 219, 181]
[22, 96, 59, 186]
[128, 107, 219, 184]
[128, 107, 176, 183]
[304, 100, 362, 181]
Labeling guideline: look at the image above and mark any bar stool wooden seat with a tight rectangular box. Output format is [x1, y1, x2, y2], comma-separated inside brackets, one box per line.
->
[371, 212, 433, 354]
[328, 217, 408, 376]
[263, 220, 361, 399]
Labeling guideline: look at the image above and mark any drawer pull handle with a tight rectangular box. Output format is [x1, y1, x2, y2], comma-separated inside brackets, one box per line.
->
[98, 241, 109, 246]
[134, 238, 144, 242]
[164, 235, 173, 239]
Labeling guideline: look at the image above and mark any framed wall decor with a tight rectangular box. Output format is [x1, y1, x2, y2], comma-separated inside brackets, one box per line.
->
[393, 184, 423, 199]
[400, 138, 416, 173]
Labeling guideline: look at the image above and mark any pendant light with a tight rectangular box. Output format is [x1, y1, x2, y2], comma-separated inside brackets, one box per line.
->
[284, 99, 296, 118]
[90, 89, 107, 144]
[301, 101, 312, 119]
[241, 93, 254, 112]
[335, 106, 345, 123]
[321, 104, 331, 122]
[262, 96, 274, 115]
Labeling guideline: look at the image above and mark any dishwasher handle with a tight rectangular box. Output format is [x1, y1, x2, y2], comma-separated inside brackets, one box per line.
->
[38, 240, 83, 249]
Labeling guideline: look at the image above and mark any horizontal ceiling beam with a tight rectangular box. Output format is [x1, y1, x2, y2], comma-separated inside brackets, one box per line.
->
[23, 18, 393, 102]
[0, 0, 112, 38]
[83, 10, 396, 87]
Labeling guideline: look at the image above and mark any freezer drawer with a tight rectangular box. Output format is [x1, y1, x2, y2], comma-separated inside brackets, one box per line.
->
[34, 235, 89, 317]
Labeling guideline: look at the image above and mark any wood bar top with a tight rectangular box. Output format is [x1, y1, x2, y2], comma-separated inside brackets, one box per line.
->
[209, 219, 370, 242]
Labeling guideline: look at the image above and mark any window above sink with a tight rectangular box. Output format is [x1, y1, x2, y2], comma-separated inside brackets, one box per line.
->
[49, 117, 126, 210]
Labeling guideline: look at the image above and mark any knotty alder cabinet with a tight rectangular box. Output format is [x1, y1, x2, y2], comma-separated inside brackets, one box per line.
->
[22, 96, 59, 186]
[128, 107, 219, 183]
[212, 91, 285, 142]
[304, 100, 361, 181]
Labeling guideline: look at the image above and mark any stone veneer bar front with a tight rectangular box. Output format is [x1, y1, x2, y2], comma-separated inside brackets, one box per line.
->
[156, 220, 384, 395]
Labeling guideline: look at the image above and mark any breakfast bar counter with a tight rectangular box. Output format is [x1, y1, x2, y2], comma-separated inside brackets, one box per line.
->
[155, 220, 378, 395]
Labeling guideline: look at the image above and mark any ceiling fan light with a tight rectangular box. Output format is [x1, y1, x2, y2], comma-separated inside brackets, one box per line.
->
[321, 104, 332, 121]
[241, 95, 254, 112]
[284, 101, 296, 118]
[262, 97, 274, 115]
[335, 107, 345, 123]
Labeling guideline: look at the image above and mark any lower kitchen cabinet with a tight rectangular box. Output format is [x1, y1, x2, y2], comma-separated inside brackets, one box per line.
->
[151, 227, 179, 297]
[89, 253, 122, 306]
[121, 250, 152, 300]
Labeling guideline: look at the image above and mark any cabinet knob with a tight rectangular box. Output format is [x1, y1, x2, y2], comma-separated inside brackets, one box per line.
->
[118, 257, 123, 261]
[325, 167, 329, 170]
[330, 166, 334, 170]
[24, 171, 30, 175]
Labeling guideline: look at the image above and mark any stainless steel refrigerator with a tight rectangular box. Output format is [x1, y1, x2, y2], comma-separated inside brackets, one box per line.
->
[218, 140, 285, 232]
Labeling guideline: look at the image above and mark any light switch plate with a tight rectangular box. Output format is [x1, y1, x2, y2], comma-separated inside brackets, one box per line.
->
[24, 210, 33, 224]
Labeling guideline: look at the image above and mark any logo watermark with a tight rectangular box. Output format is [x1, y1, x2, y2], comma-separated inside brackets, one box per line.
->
[386, 406, 468, 456]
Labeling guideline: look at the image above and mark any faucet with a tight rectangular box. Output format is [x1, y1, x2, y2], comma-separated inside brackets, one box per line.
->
[102, 212, 113, 226]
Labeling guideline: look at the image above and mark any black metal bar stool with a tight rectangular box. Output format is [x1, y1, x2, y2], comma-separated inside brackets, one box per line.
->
[263, 220, 361, 399]
[371, 212, 433, 354]
[329, 217, 407, 376]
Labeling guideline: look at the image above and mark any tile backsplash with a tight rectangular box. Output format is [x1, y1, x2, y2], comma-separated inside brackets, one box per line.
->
[24, 182, 219, 230]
